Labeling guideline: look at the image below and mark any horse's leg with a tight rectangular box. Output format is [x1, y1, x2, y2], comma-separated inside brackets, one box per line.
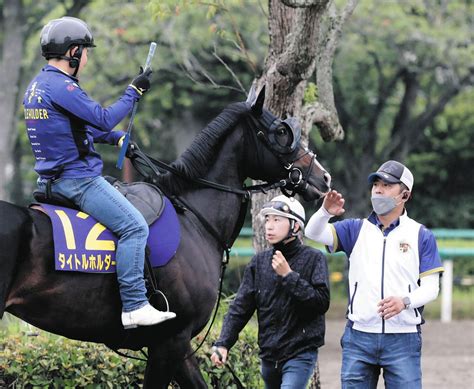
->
[174, 346, 208, 389]
[143, 334, 207, 389]
[143, 335, 186, 389]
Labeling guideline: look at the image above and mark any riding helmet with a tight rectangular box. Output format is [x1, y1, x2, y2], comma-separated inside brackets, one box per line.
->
[260, 195, 306, 230]
[40, 17, 95, 59]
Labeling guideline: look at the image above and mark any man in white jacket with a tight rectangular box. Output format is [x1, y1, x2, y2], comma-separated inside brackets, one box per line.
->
[305, 160, 443, 389]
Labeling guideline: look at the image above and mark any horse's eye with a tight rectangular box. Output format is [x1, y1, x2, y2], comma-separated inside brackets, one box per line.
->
[277, 126, 286, 136]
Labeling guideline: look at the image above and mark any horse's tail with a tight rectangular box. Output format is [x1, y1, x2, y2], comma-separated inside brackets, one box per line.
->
[0, 201, 31, 318]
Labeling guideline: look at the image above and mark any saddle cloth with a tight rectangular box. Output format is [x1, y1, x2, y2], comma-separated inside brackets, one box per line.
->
[35, 179, 180, 273]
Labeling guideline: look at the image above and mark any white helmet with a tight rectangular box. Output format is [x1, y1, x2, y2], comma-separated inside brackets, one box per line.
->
[259, 195, 306, 230]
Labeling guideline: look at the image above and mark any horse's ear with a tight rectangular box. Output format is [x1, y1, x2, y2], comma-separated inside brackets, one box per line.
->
[251, 85, 266, 116]
[246, 84, 257, 104]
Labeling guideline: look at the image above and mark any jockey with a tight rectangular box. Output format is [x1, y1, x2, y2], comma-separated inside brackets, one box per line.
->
[23, 16, 175, 329]
[211, 195, 330, 388]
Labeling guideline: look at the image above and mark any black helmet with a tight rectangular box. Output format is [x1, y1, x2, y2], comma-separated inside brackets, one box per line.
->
[40, 17, 95, 59]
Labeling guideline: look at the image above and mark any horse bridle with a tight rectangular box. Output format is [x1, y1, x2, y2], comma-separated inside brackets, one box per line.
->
[249, 114, 317, 197]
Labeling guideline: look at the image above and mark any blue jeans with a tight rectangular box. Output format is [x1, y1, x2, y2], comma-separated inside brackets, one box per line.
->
[261, 350, 318, 389]
[38, 176, 149, 312]
[341, 324, 422, 389]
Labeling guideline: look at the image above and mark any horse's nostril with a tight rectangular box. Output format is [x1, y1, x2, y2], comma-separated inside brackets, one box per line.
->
[324, 172, 331, 187]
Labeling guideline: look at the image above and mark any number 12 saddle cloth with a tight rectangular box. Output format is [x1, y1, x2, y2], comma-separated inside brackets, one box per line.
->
[32, 177, 180, 274]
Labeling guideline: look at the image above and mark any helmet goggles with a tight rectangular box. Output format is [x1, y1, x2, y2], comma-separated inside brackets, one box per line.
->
[261, 200, 305, 225]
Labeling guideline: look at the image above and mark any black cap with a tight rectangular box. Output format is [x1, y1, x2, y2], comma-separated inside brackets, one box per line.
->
[368, 160, 414, 191]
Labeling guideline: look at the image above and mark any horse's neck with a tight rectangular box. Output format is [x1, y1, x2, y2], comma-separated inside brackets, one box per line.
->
[182, 129, 245, 246]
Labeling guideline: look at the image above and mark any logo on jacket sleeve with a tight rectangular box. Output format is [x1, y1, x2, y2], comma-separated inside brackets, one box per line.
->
[65, 80, 79, 92]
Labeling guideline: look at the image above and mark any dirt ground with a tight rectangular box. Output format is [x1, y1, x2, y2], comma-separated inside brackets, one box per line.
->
[318, 320, 474, 389]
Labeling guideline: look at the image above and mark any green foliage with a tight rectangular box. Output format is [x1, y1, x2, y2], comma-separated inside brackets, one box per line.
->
[407, 89, 474, 227]
[0, 332, 145, 388]
[316, 0, 474, 223]
[304, 82, 318, 105]
[196, 321, 263, 388]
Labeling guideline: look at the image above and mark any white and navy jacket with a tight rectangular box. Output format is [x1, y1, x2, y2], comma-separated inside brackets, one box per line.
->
[330, 212, 443, 334]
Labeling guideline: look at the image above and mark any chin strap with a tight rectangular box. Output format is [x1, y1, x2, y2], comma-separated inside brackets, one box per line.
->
[59, 45, 83, 77]
[289, 220, 298, 238]
[71, 65, 80, 78]
[58, 55, 80, 77]
[278, 220, 298, 243]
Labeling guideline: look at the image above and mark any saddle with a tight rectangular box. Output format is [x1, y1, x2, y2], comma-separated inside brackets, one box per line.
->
[33, 176, 165, 226]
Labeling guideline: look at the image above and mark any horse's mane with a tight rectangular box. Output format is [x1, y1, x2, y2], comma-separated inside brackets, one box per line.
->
[155, 101, 250, 194]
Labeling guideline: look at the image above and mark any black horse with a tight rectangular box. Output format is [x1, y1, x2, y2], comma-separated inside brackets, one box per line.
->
[0, 88, 331, 388]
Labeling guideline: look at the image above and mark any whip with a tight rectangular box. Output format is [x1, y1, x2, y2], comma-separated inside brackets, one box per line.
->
[116, 42, 157, 169]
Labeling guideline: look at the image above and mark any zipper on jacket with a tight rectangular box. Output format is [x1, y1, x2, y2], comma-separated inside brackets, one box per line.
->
[381, 238, 387, 334]
[408, 284, 419, 317]
[350, 282, 358, 314]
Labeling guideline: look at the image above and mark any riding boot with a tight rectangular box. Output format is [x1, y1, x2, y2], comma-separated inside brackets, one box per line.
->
[121, 303, 176, 329]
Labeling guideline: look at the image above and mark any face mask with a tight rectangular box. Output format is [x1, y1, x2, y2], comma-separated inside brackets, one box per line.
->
[371, 193, 403, 216]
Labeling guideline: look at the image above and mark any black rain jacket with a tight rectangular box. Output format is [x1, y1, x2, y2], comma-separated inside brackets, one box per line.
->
[214, 239, 330, 364]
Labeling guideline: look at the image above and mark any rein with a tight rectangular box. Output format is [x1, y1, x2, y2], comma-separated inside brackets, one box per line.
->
[129, 146, 289, 199]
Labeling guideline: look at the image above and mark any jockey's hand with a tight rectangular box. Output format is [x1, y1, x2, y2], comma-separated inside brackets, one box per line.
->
[323, 190, 345, 216]
[272, 250, 292, 277]
[211, 346, 228, 367]
[130, 66, 152, 95]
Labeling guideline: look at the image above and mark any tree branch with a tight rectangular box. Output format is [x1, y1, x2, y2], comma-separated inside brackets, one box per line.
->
[412, 69, 473, 132]
[178, 50, 245, 93]
[315, 0, 358, 141]
[302, 101, 344, 141]
[380, 70, 420, 160]
[212, 43, 247, 93]
[385, 68, 473, 161]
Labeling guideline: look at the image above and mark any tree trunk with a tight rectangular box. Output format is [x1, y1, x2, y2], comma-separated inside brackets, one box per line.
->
[1, 0, 92, 202]
[252, 0, 331, 252]
[0, 0, 24, 201]
[251, 1, 358, 387]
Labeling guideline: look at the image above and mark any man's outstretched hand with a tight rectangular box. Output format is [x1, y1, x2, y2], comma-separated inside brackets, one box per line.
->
[323, 190, 346, 216]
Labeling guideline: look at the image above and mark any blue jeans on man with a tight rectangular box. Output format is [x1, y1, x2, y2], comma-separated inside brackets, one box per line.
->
[341, 324, 422, 388]
[38, 176, 149, 312]
[261, 350, 318, 389]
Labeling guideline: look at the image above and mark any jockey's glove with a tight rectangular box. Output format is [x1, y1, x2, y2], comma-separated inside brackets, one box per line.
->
[118, 135, 125, 148]
[130, 66, 152, 95]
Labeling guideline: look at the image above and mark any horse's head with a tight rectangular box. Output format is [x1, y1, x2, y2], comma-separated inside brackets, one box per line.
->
[244, 86, 331, 201]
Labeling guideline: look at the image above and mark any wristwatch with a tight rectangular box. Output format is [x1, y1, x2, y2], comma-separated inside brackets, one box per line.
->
[402, 296, 411, 310]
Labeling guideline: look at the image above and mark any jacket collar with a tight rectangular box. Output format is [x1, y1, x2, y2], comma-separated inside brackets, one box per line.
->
[43, 64, 79, 83]
[368, 210, 409, 234]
